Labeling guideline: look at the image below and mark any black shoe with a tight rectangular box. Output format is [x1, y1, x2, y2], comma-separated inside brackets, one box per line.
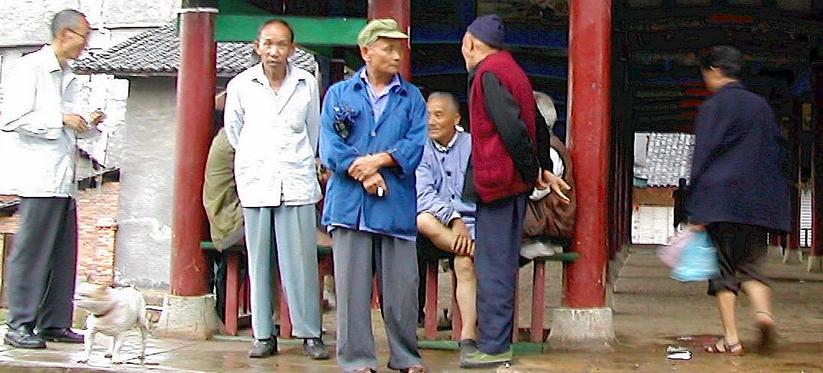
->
[303, 338, 330, 360]
[249, 338, 277, 358]
[4, 326, 46, 349]
[459, 339, 479, 364]
[459, 339, 479, 354]
[36, 328, 84, 344]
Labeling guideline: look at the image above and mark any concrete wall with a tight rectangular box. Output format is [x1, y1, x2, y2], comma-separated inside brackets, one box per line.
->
[115, 77, 176, 289]
[0, 0, 177, 47]
[0, 46, 40, 87]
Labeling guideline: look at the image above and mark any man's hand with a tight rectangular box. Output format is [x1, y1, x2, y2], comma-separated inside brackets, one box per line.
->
[348, 153, 394, 182]
[688, 224, 706, 232]
[90, 110, 107, 126]
[537, 169, 571, 204]
[450, 218, 474, 257]
[362, 172, 388, 196]
[63, 114, 89, 132]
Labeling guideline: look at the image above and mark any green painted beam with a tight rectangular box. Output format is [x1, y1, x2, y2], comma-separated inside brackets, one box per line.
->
[216, 14, 367, 46]
[217, 0, 270, 16]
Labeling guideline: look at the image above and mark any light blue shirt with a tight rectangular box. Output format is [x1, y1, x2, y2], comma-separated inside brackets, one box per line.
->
[416, 131, 476, 239]
[359, 69, 401, 124]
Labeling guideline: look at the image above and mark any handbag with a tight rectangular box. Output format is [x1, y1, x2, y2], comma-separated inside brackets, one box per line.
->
[523, 136, 576, 239]
[670, 230, 720, 282]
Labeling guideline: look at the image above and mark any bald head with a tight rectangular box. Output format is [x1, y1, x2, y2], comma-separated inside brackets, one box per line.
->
[428, 92, 460, 114]
[426, 92, 462, 146]
[50, 9, 90, 63]
[51, 9, 86, 39]
[533, 91, 557, 130]
[460, 32, 500, 71]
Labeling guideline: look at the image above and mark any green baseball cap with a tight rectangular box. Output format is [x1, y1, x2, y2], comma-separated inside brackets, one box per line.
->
[357, 18, 408, 47]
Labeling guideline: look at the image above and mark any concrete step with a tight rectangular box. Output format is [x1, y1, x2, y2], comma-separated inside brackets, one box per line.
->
[617, 264, 671, 278]
[612, 276, 706, 296]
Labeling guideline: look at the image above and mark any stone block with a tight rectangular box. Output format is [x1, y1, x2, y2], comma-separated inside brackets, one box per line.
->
[154, 294, 219, 340]
[548, 307, 615, 351]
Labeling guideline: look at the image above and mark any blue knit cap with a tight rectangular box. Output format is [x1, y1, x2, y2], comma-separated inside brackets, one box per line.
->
[467, 14, 505, 48]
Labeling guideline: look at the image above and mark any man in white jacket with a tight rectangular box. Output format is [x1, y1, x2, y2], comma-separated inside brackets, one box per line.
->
[0, 9, 103, 349]
[223, 19, 327, 360]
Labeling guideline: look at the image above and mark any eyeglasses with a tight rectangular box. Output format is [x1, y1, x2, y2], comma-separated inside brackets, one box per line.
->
[66, 28, 91, 41]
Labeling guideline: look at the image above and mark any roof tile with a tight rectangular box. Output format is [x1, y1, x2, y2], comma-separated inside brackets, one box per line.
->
[74, 24, 316, 76]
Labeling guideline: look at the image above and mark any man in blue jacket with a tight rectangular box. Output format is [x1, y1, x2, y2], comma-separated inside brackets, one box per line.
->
[319, 19, 428, 373]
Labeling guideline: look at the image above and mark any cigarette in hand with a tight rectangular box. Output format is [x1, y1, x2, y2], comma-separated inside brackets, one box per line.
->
[377, 186, 385, 197]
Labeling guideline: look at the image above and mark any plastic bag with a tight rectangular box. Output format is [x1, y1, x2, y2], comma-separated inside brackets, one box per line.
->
[671, 230, 720, 282]
[657, 229, 693, 268]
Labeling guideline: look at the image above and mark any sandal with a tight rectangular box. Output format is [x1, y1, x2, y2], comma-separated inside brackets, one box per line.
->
[755, 311, 777, 354]
[705, 338, 744, 356]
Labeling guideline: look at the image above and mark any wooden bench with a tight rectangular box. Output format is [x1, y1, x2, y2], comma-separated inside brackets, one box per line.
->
[201, 230, 334, 337]
[421, 238, 578, 343]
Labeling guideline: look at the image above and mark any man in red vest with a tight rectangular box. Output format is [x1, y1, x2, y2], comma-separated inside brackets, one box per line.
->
[458, 14, 569, 369]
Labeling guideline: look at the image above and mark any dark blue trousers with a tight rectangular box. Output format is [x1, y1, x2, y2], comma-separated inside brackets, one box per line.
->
[475, 195, 527, 354]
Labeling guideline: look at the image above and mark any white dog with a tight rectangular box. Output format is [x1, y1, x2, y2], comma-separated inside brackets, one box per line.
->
[74, 283, 148, 364]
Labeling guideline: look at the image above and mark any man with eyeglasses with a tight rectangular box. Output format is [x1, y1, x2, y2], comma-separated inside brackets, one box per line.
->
[0, 9, 102, 349]
[223, 19, 328, 360]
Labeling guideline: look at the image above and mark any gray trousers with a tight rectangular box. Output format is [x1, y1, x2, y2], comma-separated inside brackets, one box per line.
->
[332, 228, 422, 372]
[7, 197, 77, 331]
[243, 204, 321, 340]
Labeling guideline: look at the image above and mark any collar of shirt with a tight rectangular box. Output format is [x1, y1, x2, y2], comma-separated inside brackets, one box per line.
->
[249, 62, 301, 93]
[359, 69, 401, 97]
[357, 69, 401, 123]
[42, 45, 77, 96]
[43, 45, 62, 73]
[432, 130, 461, 153]
[718, 81, 745, 92]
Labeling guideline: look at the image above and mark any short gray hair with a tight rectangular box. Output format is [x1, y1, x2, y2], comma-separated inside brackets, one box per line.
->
[533, 91, 557, 130]
[51, 9, 86, 39]
[427, 91, 461, 113]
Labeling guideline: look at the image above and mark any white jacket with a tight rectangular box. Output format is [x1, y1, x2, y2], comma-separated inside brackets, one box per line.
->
[0, 45, 94, 197]
[224, 63, 321, 208]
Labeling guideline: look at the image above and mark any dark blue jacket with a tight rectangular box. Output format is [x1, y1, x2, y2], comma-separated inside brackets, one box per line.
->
[319, 69, 427, 239]
[687, 82, 790, 232]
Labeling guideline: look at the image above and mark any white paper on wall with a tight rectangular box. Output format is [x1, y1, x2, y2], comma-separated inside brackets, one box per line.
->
[632, 205, 675, 245]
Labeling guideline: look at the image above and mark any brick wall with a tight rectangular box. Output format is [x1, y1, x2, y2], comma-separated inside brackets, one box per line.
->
[0, 182, 120, 285]
[0, 195, 21, 233]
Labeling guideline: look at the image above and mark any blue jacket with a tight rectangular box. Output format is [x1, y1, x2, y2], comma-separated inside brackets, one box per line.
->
[320, 70, 428, 239]
[687, 82, 790, 232]
[416, 132, 476, 239]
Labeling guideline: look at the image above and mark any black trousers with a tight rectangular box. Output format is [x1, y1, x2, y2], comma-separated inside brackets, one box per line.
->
[706, 222, 769, 296]
[6, 197, 78, 331]
[475, 195, 527, 354]
[416, 234, 454, 324]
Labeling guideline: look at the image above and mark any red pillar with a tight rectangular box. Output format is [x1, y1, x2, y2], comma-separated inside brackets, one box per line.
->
[367, 0, 411, 80]
[564, 0, 612, 308]
[170, 1, 217, 296]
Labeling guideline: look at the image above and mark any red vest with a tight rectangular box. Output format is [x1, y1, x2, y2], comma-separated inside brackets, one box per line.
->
[469, 51, 537, 203]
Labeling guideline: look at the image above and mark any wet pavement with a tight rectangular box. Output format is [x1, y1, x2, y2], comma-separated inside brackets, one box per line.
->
[1, 246, 821, 372]
[1, 332, 821, 373]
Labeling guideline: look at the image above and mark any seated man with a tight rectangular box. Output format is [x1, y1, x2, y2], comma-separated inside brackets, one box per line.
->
[203, 90, 247, 322]
[415, 92, 477, 359]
